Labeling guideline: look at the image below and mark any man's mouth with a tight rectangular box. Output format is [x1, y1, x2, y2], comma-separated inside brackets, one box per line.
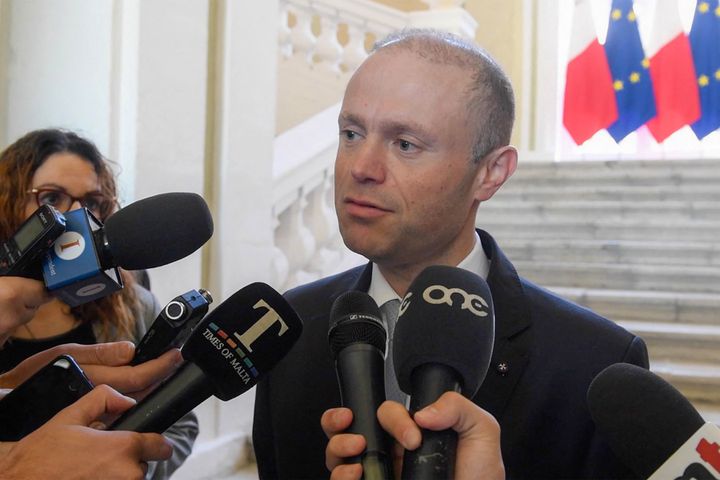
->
[343, 197, 392, 217]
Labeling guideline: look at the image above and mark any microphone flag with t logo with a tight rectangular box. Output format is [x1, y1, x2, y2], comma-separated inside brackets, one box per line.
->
[180, 282, 302, 401]
[111, 282, 303, 434]
[42, 208, 122, 306]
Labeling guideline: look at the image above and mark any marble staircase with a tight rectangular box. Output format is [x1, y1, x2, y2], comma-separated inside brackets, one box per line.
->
[480, 159, 720, 419]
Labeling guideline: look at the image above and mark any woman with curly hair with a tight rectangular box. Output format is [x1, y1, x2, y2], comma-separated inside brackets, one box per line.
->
[0, 128, 198, 479]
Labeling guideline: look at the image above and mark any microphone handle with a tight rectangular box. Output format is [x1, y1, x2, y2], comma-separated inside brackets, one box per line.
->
[110, 362, 215, 433]
[402, 363, 461, 480]
[336, 344, 393, 480]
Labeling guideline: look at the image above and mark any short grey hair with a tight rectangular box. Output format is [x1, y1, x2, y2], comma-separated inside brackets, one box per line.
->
[373, 29, 515, 163]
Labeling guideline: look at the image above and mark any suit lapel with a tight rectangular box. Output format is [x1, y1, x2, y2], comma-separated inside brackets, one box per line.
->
[474, 229, 532, 418]
[349, 262, 373, 292]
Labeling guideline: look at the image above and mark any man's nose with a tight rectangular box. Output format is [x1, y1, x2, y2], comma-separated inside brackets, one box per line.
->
[349, 140, 386, 184]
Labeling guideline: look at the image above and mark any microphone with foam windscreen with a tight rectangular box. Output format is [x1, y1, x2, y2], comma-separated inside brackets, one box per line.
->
[42, 192, 213, 306]
[328, 291, 393, 480]
[110, 282, 302, 434]
[98, 192, 213, 270]
[394, 265, 495, 480]
[588, 363, 720, 479]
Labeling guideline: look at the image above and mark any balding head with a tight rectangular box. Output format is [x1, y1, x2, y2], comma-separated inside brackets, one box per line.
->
[372, 29, 515, 163]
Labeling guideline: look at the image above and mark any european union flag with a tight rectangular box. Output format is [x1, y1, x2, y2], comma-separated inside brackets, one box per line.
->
[689, 0, 720, 139]
[603, 0, 656, 142]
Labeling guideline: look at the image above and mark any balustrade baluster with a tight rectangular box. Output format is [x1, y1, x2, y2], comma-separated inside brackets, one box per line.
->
[278, 4, 293, 58]
[341, 24, 368, 73]
[289, 6, 316, 65]
[314, 14, 343, 73]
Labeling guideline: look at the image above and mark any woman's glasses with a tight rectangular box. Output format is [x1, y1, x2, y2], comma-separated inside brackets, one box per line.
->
[26, 188, 114, 216]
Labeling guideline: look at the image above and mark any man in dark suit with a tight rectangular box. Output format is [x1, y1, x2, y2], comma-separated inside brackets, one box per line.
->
[253, 29, 648, 479]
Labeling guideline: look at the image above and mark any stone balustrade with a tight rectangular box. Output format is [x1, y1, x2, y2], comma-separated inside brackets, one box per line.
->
[279, 0, 476, 70]
[280, 0, 405, 72]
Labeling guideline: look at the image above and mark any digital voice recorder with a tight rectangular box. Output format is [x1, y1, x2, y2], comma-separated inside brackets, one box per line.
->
[131, 288, 213, 365]
[0, 205, 66, 278]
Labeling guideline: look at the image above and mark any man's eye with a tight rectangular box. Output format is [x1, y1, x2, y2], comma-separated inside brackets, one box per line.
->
[398, 139, 417, 152]
[342, 130, 357, 140]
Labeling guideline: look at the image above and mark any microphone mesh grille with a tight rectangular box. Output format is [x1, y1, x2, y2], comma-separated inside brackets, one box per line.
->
[328, 291, 387, 359]
[328, 319, 386, 358]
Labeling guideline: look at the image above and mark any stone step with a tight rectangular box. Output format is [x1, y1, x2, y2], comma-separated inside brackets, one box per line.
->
[652, 360, 720, 404]
[507, 175, 720, 188]
[515, 159, 720, 176]
[516, 261, 720, 293]
[491, 160, 720, 415]
[481, 200, 720, 221]
[509, 160, 720, 187]
[501, 239, 720, 267]
[483, 218, 720, 242]
[549, 287, 720, 325]
[492, 184, 720, 202]
[619, 320, 720, 363]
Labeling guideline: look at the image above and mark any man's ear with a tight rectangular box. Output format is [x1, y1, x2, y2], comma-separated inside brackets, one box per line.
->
[474, 145, 518, 202]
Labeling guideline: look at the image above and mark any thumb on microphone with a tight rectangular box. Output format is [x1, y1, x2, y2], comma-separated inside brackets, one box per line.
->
[0, 385, 172, 480]
[378, 392, 505, 480]
[50, 385, 173, 462]
[52, 384, 137, 428]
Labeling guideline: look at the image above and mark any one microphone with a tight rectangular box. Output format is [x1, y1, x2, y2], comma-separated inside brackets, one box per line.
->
[42, 192, 213, 306]
[110, 282, 302, 434]
[588, 363, 720, 480]
[328, 291, 393, 480]
[394, 265, 495, 480]
[131, 288, 213, 365]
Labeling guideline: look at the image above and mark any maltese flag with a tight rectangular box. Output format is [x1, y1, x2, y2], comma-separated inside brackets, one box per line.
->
[645, 0, 701, 142]
[563, 0, 618, 145]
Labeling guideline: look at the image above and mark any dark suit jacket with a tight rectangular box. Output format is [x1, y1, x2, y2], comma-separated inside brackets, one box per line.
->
[253, 229, 649, 479]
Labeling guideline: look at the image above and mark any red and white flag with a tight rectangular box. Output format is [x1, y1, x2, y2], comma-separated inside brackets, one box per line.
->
[645, 0, 701, 142]
[563, 0, 618, 145]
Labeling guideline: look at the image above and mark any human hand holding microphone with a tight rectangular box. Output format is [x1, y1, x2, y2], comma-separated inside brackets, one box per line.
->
[322, 265, 504, 480]
[0, 280, 304, 479]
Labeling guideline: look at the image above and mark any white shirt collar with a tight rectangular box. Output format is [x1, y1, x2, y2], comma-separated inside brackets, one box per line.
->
[367, 231, 490, 307]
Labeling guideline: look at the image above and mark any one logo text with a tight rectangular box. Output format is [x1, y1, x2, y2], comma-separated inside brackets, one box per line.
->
[422, 285, 489, 318]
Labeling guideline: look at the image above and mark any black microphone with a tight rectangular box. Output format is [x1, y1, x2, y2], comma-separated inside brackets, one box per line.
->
[42, 192, 213, 306]
[588, 363, 720, 479]
[98, 191, 213, 270]
[394, 265, 495, 480]
[110, 282, 303, 433]
[328, 291, 393, 480]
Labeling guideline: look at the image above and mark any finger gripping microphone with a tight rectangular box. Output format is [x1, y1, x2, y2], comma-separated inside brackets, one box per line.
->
[588, 363, 720, 480]
[42, 192, 214, 306]
[328, 291, 393, 480]
[394, 265, 495, 480]
[110, 282, 303, 434]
